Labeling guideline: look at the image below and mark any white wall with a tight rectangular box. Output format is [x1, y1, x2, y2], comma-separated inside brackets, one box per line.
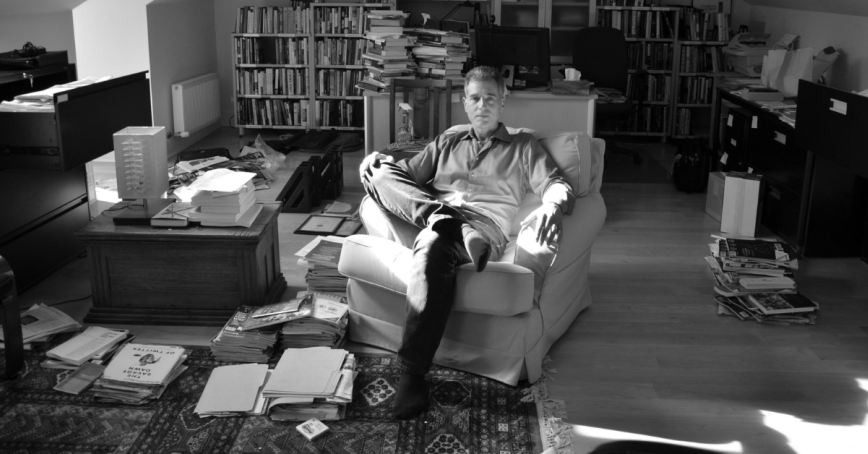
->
[147, 0, 219, 155]
[0, 10, 77, 65]
[72, 0, 151, 80]
[746, 5, 868, 92]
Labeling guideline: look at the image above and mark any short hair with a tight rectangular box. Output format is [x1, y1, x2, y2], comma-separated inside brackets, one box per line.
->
[464, 66, 505, 97]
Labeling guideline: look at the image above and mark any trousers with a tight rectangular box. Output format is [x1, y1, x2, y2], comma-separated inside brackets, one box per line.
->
[362, 158, 506, 375]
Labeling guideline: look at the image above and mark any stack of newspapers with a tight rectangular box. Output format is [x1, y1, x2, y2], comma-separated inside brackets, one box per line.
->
[0, 304, 81, 351]
[263, 347, 356, 421]
[296, 236, 348, 293]
[705, 235, 818, 325]
[280, 292, 349, 349]
[185, 169, 262, 228]
[91, 343, 188, 404]
[210, 295, 313, 362]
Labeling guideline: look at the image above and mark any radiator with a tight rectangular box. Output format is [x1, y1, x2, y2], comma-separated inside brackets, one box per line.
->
[172, 73, 220, 135]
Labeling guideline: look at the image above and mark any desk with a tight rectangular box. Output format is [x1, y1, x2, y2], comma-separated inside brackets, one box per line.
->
[363, 90, 596, 152]
[75, 204, 286, 326]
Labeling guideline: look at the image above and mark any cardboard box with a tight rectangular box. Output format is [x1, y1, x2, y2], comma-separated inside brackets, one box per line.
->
[706, 171, 726, 222]
[721, 172, 762, 237]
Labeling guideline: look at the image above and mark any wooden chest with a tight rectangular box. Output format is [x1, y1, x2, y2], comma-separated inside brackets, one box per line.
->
[75, 203, 286, 325]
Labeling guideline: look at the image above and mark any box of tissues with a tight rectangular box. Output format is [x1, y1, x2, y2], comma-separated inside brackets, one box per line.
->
[552, 68, 593, 95]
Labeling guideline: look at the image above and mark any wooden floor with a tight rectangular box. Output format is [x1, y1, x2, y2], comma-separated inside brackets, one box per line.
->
[16, 134, 868, 454]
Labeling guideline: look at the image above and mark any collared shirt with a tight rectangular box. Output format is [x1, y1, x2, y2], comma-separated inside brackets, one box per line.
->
[397, 123, 574, 239]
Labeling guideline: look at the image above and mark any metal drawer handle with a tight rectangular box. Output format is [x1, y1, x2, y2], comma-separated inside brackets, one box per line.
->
[774, 132, 786, 145]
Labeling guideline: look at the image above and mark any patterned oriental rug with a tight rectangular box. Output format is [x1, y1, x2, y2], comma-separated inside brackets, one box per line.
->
[0, 347, 568, 454]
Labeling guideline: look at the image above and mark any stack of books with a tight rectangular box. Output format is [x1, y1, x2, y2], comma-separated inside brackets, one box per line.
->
[280, 292, 350, 349]
[408, 28, 470, 86]
[263, 347, 356, 421]
[296, 235, 348, 293]
[44, 326, 132, 369]
[0, 303, 81, 351]
[705, 235, 818, 325]
[185, 170, 263, 228]
[91, 343, 189, 404]
[210, 297, 313, 363]
[357, 10, 416, 93]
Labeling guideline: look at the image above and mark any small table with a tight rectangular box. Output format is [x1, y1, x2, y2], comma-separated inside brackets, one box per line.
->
[75, 204, 286, 326]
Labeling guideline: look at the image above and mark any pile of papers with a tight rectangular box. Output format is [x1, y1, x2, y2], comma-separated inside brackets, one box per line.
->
[263, 347, 356, 421]
[193, 349, 356, 420]
[408, 28, 470, 86]
[44, 326, 133, 369]
[0, 304, 81, 350]
[280, 292, 349, 349]
[357, 10, 416, 93]
[705, 235, 818, 325]
[92, 343, 189, 404]
[0, 77, 111, 112]
[184, 169, 263, 228]
[296, 235, 348, 293]
[210, 304, 297, 363]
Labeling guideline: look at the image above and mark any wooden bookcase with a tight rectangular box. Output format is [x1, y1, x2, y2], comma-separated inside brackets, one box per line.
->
[231, 2, 392, 135]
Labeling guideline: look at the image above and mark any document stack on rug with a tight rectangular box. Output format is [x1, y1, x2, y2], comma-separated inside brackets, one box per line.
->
[296, 235, 348, 293]
[262, 347, 355, 421]
[185, 169, 262, 228]
[91, 343, 188, 404]
[210, 295, 313, 363]
[705, 235, 818, 325]
[280, 291, 349, 349]
[0, 303, 81, 351]
[43, 326, 131, 369]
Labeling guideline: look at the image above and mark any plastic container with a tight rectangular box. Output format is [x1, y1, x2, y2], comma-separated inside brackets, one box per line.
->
[722, 33, 771, 77]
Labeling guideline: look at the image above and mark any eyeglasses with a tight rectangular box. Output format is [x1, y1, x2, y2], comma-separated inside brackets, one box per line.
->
[463, 95, 502, 106]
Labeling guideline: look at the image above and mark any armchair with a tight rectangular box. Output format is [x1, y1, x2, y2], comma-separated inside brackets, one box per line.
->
[338, 127, 606, 385]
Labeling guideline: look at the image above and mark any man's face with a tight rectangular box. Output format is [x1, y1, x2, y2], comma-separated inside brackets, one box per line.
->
[463, 79, 503, 134]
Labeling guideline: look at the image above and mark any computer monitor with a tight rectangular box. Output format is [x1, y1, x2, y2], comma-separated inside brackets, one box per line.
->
[473, 26, 551, 89]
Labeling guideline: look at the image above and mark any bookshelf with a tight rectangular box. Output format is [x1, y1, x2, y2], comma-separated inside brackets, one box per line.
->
[595, 4, 680, 139]
[670, 7, 730, 140]
[231, 2, 391, 135]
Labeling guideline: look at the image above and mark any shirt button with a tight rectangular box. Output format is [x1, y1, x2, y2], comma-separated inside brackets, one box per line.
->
[470, 173, 475, 177]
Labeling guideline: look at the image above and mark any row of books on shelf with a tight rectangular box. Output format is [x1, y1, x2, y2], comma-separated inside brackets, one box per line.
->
[596, 0, 662, 5]
[625, 73, 671, 102]
[596, 8, 676, 39]
[316, 99, 364, 128]
[234, 3, 311, 35]
[315, 69, 364, 97]
[234, 36, 308, 65]
[679, 45, 728, 73]
[677, 75, 714, 104]
[673, 107, 694, 135]
[705, 235, 818, 325]
[680, 9, 729, 42]
[600, 105, 669, 133]
[315, 37, 367, 65]
[313, 5, 370, 35]
[626, 42, 673, 70]
[235, 67, 308, 96]
[237, 98, 309, 127]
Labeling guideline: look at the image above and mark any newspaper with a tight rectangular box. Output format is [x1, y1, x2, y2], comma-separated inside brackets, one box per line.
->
[0, 304, 81, 343]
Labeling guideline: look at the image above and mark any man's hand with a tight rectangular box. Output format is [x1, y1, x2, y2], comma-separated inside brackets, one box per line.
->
[359, 152, 394, 182]
[529, 202, 563, 245]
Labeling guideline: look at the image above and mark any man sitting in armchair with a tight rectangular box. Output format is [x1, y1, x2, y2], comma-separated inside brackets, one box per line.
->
[360, 66, 575, 419]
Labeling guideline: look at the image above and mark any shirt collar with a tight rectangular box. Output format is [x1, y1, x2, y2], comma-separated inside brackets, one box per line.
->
[460, 123, 513, 144]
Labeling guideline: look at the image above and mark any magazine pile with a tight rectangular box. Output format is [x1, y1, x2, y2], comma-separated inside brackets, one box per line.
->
[705, 235, 818, 325]
[194, 347, 356, 420]
[296, 235, 348, 293]
[0, 303, 81, 351]
[91, 343, 189, 404]
[210, 295, 313, 363]
[280, 291, 349, 349]
[185, 169, 263, 227]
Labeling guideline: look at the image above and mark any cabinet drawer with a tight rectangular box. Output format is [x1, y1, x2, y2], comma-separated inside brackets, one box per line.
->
[749, 117, 807, 195]
[721, 107, 751, 171]
[761, 181, 803, 247]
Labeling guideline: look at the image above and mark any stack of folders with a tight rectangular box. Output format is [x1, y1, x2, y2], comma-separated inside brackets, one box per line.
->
[186, 176, 263, 228]
[263, 347, 356, 421]
[0, 304, 81, 351]
[210, 296, 313, 362]
[194, 364, 270, 417]
[91, 343, 188, 404]
[280, 292, 349, 349]
[705, 235, 818, 325]
[296, 236, 348, 293]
